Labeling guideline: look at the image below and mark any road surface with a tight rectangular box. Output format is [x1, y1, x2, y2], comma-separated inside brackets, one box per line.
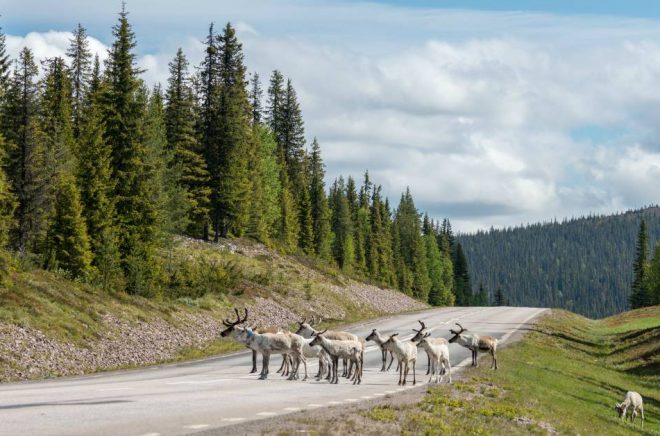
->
[0, 306, 545, 436]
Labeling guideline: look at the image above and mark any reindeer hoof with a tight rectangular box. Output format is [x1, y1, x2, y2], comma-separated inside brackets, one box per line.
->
[250, 369, 257, 374]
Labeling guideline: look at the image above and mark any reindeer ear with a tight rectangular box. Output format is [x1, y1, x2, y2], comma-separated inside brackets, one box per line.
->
[424, 332, 431, 338]
[392, 333, 399, 337]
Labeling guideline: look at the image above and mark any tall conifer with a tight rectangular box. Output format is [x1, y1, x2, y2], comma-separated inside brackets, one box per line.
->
[630, 218, 650, 308]
[66, 24, 92, 138]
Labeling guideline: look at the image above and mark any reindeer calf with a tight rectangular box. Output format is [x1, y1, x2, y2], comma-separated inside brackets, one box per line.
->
[615, 391, 644, 428]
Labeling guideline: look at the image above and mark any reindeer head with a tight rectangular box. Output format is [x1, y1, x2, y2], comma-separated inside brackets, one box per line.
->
[365, 328, 379, 342]
[295, 316, 317, 337]
[415, 332, 432, 347]
[220, 308, 248, 337]
[309, 328, 327, 347]
[614, 402, 625, 417]
[411, 320, 427, 343]
[448, 323, 467, 343]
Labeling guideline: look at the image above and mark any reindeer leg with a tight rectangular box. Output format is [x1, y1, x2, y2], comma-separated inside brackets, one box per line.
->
[426, 352, 430, 375]
[412, 360, 416, 386]
[380, 348, 386, 371]
[333, 357, 339, 384]
[251, 349, 258, 373]
[259, 353, 269, 380]
[386, 351, 394, 371]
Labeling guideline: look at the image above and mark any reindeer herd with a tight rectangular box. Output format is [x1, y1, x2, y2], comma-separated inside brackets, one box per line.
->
[220, 308, 499, 385]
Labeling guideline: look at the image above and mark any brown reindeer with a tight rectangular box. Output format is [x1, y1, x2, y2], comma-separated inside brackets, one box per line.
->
[448, 323, 498, 369]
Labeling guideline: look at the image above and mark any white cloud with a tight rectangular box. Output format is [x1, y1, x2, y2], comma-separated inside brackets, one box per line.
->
[4, 2, 660, 231]
[6, 31, 109, 69]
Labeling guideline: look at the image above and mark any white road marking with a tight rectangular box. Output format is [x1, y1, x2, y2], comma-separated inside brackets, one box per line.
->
[98, 387, 132, 392]
[221, 417, 245, 422]
[360, 395, 373, 399]
[385, 390, 397, 394]
[256, 412, 277, 416]
[345, 398, 358, 402]
[306, 404, 323, 408]
[140, 433, 160, 436]
[326, 401, 341, 405]
[184, 424, 209, 429]
[373, 393, 385, 397]
[284, 407, 301, 412]
[166, 379, 230, 385]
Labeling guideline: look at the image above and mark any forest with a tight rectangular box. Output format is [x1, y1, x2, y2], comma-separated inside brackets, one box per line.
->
[458, 207, 660, 317]
[0, 9, 467, 307]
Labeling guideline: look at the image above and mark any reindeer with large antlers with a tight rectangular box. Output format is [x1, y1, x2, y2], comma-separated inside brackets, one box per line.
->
[220, 308, 285, 374]
[411, 320, 448, 375]
[448, 323, 498, 369]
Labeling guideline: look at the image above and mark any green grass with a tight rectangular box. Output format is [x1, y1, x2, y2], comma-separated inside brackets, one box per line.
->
[366, 307, 660, 435]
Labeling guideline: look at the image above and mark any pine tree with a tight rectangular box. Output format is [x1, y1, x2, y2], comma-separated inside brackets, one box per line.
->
[630, 218, 650, 308]
[309, 138, 332, 259]
[44, 174, 92, 277]
[3, 48, 47, 253]
[165, 48, 210, 237]
[66, 24, 92, 138]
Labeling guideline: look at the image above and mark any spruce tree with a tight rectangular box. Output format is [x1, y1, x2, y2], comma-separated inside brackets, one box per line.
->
[278, 163, 299, 252]
[267, 70, 285, 147]
[40, 57, 76, 226]
[453, 242, 472, 305]
[309, 138, 332, 259]
[213, 23, 252, 238]
[475, 283, 488, 306]
[0, 137, 16, 249]
[165, 48, 210, 237]
[393, 188, 431, 301]
[44, 174, 92, 277]
[298, 151, 314, 254]
[493, 287, 505, 306]
[198, 23, 220, 241]
[330, 177, 354, 271]
[249, 72, 263, 126]
[630, 218, 650, 308]
[66, 24, 92, 138]
[247, 126, 281, 243]
[0, 24, 10, 96]
[77, 77, 116, 264]
[4, 48, 47, 253]
[645, 242, 660, 306]
[102, 7, 160, 294]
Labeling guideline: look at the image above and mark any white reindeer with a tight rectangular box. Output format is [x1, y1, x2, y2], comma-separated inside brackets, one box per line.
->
[280, 337, 331, 380]
[296, 318, 362, 378]
[448, 323, 498, 369]
[382, 333, 417, 386]
[220, 308, 285, 374]
[366, 329, 396, 372]
[240, 327, 308, 381]
[309, 329, 363, 384]
[615, 391, 644, 428]
[411, 320, 448, 375]
[416, 332, 451, 383]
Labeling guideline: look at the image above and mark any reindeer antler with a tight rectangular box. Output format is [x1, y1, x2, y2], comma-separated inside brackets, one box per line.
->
[418, 320, 426, 330]
[455, 322, 466, 332]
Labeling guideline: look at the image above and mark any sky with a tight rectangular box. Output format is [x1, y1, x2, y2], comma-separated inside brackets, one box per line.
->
[2, 0, 660, 232]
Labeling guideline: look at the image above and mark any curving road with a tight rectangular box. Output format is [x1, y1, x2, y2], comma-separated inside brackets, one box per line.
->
[0, 306, 545, 436]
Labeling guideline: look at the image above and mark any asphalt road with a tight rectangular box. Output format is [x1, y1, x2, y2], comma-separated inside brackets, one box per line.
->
[0, 306, 546, 436]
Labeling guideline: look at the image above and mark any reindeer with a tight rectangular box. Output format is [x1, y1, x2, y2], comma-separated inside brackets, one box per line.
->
[448, 323, 498, 369]
[615, 391, 644, 428]
[382, 333, 417, 386]
[296, 318, 362, 378]
[309, 329, 363, 384]
[416, 332, 451, 383]
[411, 320, 448, 375]
[220, 308, 286, 374]
[242, 327, 308, 381]
[366, 329, 396, 372]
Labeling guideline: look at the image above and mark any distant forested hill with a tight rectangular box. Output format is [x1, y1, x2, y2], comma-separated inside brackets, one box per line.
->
[458, 207, 660, 318]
